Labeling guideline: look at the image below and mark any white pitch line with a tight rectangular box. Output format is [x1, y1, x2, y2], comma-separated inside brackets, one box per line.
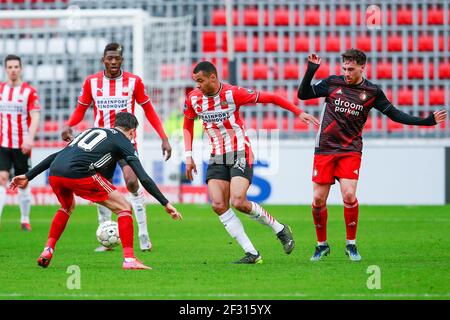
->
[0, 292, 448, 298]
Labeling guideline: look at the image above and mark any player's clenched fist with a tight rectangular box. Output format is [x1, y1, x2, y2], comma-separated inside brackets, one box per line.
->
[308, 53, 321, 65]
[185, 156, 197, 181]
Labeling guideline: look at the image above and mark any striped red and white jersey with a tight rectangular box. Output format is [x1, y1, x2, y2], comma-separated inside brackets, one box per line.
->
[184, 83, 260, 156]
[0, 82, 41, 149]
[77, 71, 150, 128]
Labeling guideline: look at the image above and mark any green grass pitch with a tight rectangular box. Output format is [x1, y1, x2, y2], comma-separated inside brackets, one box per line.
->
[0, 204, 449, 300]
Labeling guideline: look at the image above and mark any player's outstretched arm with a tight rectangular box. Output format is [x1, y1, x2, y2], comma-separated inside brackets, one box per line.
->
[257, 92, 320, 126]
[385, 107, 447, 126]
[14, 151, 60, 186]
[141, 100, 172, 161]
[126, 158, 181, 220]
[298, 53, 322, 100]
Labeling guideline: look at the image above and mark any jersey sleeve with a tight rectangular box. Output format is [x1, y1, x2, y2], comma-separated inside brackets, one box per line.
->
[232, 86, 260, 107]
[311, 76, 332, 97]
[373, 86, 393, 114]
[133, 77, 151, 105]
[183, 96, 197, 120]
[27, 88, 41, 112]
[78, 78, 93, 106]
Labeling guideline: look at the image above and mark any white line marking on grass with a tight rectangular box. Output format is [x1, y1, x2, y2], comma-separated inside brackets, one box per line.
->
[0, 293, 449, 298]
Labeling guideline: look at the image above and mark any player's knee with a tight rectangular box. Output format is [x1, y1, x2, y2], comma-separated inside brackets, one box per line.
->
[211, 201, 228, 214]
[230, 196, 247, 212]
[342, 190, 357, 203]
[312, 195, 327, 207]
[125, 179, 139, 193]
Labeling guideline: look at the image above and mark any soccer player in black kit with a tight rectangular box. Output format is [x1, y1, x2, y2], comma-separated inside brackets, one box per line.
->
[298, 49, 447, 262]
[10, 112, 182, 270]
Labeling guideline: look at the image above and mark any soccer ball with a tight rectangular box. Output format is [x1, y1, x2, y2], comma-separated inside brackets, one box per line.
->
[96, 221, 121, 248]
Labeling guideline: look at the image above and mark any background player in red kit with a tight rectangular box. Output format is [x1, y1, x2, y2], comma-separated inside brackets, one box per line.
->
[61, 43, 171, 252]
[298, 49, 447, 261]
[0, 55, 41, 231]
[184, 61, 319, 263]
[10, 112, 181, 270]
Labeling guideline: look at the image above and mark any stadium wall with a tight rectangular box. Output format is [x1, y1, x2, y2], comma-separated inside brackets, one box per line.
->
[9, 139, 449, 206]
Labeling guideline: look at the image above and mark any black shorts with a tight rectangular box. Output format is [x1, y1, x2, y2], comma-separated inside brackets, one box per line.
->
[205, 151, 253, 184]
[0, 147, 31, 176]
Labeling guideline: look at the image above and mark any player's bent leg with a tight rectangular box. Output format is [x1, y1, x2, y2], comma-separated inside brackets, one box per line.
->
[122, 164, 152, 252]
[0, 171, 9, 223]
[230, 177, 294, 254]
[208, 179, 261, 263]
[98, 190, 151, 270]
[311, 183, 332, 261]
[38, 200, 75, 268]
[340, 179, 361, 261]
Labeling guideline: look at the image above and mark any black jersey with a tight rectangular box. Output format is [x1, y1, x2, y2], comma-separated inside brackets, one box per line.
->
[25, 128, 168, 205]
[311, 75, 392, 154]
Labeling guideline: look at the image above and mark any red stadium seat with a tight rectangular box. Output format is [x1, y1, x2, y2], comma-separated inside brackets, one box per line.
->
[262, 117, 278, 130]
[386, 35, 402, 51]
[294, 36, 321, 52]
[202, 32, 217, 52]
[376, 62, 393, 79]
[396, 8, 422, 25]
[304, 7, 322, 25]
[242, 62, 269, 80]
[427, 7, 444, 25]
[233, 35, 248, 52]
[429, 87, 445, 105]
[418, 34, 434, 51]
[335, 7, 352, 25]
[397, 87, 414, 106]
[407, 62, 435, 79]
[438, 63, 450, 79]
[43, 121, 59, 132]
[211, 9, 239, 25]
[325, 35, 341, 52]
[356, 35, 381, 52]
[387, 119, 404, 132]
[243, 8, 268, 25]
[304, 97, 321, 106]
[314, 62, 330, 79]
[293, 117, 310, 131]
[274, 8, 300, 25]
[263, 35, 290, 52]
[283, 62, 300, 80]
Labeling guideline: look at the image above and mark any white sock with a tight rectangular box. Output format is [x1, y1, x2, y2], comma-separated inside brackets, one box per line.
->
[130, 188, 149, 237]
[346, 239, 356, 245]
[219, 208, 258, 255]
[0, 185, 6, 220]
[318, 241, 328, 246]
[249, 201, 284, 234]
[18, 187, 32, 224]
[97, 204, 112, 224]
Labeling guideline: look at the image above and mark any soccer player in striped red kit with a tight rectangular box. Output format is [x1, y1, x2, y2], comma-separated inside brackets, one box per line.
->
[0, 55, 41, 231]
[61, 43, 171, 252]
[298, 49, 447, 261]
[184, 61, 320, 263]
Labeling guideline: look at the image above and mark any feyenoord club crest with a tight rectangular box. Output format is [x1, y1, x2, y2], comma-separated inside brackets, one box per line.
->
[359, 91, 367, 101]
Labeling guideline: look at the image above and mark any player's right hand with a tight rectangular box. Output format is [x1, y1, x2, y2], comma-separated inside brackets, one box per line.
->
[9, 175, 29, 191]
[164, 203, 182, 220]
[185, 156, 197, 181]
[308, 53, 321, 65]
[61, 125, 74, 142]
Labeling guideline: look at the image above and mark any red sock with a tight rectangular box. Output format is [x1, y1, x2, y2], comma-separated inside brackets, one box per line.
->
[344, 200, 359, 241]
[312, 204, 328, 243]
[46, 208, 71, 250]
[118, 210, 134, 259]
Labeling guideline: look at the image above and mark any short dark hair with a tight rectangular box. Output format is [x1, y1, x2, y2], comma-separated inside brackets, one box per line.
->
[103, 42, 123, 56]
[193, 61, 217, 76]
[341, 49, 366, 66]
[114, 112, 139, 130]
[4, 54, 22, 67]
